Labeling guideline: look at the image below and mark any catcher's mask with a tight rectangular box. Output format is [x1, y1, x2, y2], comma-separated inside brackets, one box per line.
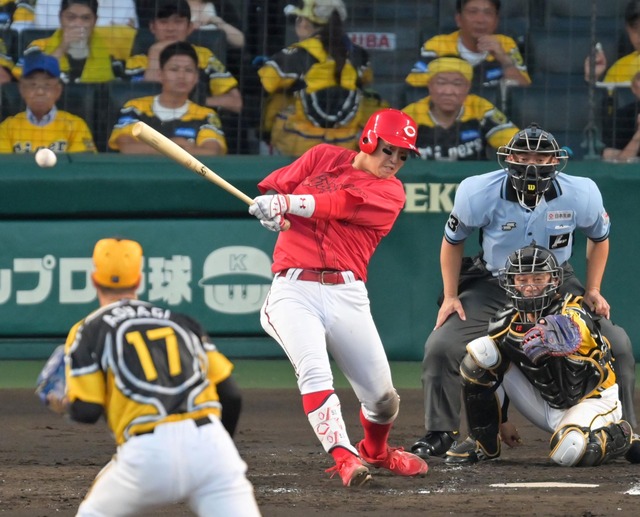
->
[496, 123, 568, 209]
[498, 244, 563, 321]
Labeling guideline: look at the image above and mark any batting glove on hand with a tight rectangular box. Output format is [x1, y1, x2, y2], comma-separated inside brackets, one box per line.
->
[260, 215, 286, 232]
[249, 194, 289, 221]
[249, 194, 316, 221]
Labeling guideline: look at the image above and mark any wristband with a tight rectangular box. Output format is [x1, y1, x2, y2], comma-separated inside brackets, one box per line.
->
[287, 195, 315, 218]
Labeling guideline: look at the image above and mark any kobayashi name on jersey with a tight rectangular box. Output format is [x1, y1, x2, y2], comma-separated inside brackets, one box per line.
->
[103, 304, 172, 328]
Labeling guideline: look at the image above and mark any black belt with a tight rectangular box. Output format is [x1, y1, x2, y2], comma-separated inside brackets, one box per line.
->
[135, 416, 212, 437]
[279, 268, 346, 285]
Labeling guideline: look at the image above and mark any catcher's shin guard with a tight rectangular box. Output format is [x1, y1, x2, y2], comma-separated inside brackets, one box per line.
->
[550, 421, 632, 467]
[549, 426, 588, 466]
[625, 433, 640, 464]
[460, 354, 501, 458]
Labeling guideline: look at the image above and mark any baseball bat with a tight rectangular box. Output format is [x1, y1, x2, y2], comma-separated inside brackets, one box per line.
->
[131, 121, 254, 205]
[131, 121, 290, 230]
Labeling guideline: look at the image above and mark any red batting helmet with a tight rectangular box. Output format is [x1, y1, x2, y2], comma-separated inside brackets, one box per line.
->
[359, 108, 419, 155]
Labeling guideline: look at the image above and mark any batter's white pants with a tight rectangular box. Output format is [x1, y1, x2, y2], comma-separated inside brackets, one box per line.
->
[261, 273, 397, 418]
[501, 364, 623, 433]
[76, 416, 260, 517]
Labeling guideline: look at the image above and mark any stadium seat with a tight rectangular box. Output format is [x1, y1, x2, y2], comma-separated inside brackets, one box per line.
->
[0, 81, 23, 119]
[508, 85, 607, 159]
[131, 29, 227, 65]
[99, 80, 162, 152]
[188, 30, 227, 65]
[600, 85, 640, 146]
[58, 83, 98, 142]
[611, 86, 639, 111]
[17, 28, 55, 56]
[1, 28, 18, 62]
[130, 28, 156, 56]
[349, 0, 438, 25]
[539, 0, 628, 32]
[345, 21, 422, 109]
[527, 29, 618, 87]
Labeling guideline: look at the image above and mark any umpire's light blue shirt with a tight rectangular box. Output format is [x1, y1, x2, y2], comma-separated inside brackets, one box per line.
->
[444, 169, 610, 275]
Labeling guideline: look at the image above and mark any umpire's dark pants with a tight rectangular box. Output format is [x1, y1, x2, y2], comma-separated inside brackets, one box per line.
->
[420, 266, 637, 434]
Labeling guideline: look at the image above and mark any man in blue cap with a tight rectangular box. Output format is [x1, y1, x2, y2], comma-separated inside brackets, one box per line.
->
[0, 52, 96, 153]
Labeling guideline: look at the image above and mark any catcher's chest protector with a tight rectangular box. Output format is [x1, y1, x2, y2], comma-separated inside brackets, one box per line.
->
[500, 329, 607, 409]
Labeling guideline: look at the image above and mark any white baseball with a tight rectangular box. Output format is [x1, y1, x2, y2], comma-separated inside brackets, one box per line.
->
[35, 148, 57, 168]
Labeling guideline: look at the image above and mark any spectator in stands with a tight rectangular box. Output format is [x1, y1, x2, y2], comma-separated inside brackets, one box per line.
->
[125, 0, 242, 114]
[0, 36, 13, 83]
[12, 0, 131, 83]
[406, 0, 530, 97]
[584, 0, 640, 84]
[0, 0, 15, 29]
[187, 0, 245, 48]
[402, 57, 518, 160]
[19, 0, 139, 28]
[109, 41, 227, 155]
[257, 0, 376, 157]
[602, 70, 640, 162]
[0, 52, 96, 153]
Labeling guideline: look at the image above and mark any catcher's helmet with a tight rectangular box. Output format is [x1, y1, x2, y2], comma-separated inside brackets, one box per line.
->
[498, 244, 563, 320]
[496, 123, 569, 209]
[359, 108, 419, 155]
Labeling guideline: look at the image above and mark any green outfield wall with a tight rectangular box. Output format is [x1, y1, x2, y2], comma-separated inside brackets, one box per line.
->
[1, 155, 638, 361]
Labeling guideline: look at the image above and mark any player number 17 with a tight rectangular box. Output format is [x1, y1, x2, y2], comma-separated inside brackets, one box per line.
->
[125, 327, 182, 381]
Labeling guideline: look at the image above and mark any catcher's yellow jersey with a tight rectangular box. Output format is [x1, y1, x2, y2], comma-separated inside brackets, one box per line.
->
[402, 93, 518, 160]
[405, 30, 530, 90]
[0, 109, 96, 153]
[125, 44, 238, 97]
[108, 95, 227, 154]
[65, 299, 233, 445]
[495, 295, 617, 403]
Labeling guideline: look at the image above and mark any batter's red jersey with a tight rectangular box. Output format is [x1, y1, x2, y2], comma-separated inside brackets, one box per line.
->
[258, 144, 406, 282]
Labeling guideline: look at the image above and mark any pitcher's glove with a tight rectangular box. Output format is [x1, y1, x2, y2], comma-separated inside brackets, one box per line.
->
[35, 345, 66, 407]
[522, 314, 582, 364]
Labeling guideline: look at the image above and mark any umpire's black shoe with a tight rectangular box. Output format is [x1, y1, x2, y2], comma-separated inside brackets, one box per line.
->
[411, 430, 459, 459]
[444, 437, 500, 465]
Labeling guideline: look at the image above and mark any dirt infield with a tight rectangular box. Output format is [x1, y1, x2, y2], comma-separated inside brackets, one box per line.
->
[1, 387, 639, 517]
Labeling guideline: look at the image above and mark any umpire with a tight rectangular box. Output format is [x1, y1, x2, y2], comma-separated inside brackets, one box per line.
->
[411, 123, 637, 460]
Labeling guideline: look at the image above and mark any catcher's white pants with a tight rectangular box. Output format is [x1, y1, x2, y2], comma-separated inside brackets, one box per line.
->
[76, 416, 260, 517]
[501, 364, 623, 433]
[260, 272, 396, 416]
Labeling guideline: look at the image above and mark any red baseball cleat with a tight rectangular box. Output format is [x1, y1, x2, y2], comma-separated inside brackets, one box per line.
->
[357, 441, 428, 477]
[325, 455, 371, 487]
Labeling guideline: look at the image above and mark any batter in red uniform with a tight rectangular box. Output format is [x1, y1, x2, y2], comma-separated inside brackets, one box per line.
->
[248, 109, 428, 487]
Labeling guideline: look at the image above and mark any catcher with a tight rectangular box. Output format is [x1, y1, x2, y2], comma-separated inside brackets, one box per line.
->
[445, 244, 639, 467]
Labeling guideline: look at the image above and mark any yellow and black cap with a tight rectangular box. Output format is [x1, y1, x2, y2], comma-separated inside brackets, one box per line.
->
[92, 238, 143, 289]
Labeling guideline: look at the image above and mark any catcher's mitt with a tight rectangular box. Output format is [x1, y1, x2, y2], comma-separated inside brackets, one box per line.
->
[35, 345, 66, 406]
[522, 314, 582, 364]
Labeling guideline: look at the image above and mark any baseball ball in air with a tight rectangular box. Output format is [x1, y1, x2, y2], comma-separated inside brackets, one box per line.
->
[35, 148, 57, 168]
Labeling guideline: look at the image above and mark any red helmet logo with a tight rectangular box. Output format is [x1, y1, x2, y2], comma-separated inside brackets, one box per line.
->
[359, 109, 419, 154]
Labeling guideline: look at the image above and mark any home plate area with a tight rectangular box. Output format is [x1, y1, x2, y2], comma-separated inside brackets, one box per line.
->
[2, 388, 639, 516]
